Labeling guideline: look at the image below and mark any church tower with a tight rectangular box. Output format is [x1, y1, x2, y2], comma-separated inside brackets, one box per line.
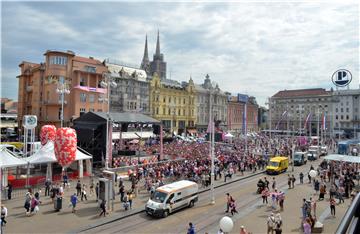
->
[140, 35, 150, 73]
[149, 30, 167, 79]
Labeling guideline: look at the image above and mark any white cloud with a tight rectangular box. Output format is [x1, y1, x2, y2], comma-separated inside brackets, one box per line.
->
[1, 1, 359, 105]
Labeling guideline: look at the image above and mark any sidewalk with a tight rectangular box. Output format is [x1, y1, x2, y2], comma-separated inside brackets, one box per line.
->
[2, 169, 262, 233]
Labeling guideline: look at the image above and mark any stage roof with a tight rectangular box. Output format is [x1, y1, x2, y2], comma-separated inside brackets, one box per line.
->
[74, 111, 160, 124]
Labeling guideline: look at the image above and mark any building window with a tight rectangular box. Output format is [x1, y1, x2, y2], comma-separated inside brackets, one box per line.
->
[80, 93, 87, 102]
[346, 108, 349, 112]
[58, 108, 61, 120]
[341, 115, 343, 120]
[89, 94, 95, 103]
[50, 56, 67, 65]
[80, 108, 86, 116]
[341, 108, 344, 112]
[156, 108, 159, 115]
[335, 115, 338, 120]
[80, 77, 86, 86]
[97, 109, 102, 112]
[89, 108, 94, 112]
[85, 66, 96, 73]
[346, 115, 349, 120]
[168, 109, 171, 115]
[183, 109, 185, 115]
[335, 108, 338, 113]
[163, 108, 165, 115]
[183, 98, 185, 104]
[178, 109, 181, 115]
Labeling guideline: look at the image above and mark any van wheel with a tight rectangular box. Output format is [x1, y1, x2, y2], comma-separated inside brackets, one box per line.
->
[189, 200, 194, 208]
[163, 210, 169, 218]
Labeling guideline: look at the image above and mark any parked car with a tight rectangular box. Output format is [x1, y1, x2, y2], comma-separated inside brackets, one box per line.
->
[293, 152, 307, 166]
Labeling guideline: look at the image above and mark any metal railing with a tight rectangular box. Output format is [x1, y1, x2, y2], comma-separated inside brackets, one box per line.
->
[336, 192, 360, 234]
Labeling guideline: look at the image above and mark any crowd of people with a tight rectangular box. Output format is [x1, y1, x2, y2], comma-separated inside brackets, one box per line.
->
[2, 133, 359, 234]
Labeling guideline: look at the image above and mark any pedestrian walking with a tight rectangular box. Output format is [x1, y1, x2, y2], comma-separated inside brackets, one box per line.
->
[303, 218, 312, 234]
[76, 180, 82, 196]
[271, 177, 276, 190]
[63, 173, 68, 188]
[70, 193, 78, 213]
[187, 222, 195, 234]
[99, 200, 107, 217]
[262, 188, 269, 204]
[291, 175, 296, 188]
[225, 193, 234, 213]
[287, 175, 291, 189]
[45, 179, 51, 196]
[81, 184, 88, 201]
[24, 192, 31, 214]
[89, 179, 95, 196]
[299, 172, 304, 184]
[278, 192, 285, 211]
[229, 198, 238, 216]
[128, 191, 134, 209]
[119, 185, 125, 202]
[267, 213, 276, 234]
[6, 184, 12, 200]
[338, 186, 345, 204]
[319, 184, 326, 201]
[330, 197, 336, 217]
[1, 205, 7, 227]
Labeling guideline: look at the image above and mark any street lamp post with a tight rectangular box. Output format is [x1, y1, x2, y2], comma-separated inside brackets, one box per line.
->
[206, 76, 216, 205]
[100, 73, 117, 169]
[56, 77, 70, 128]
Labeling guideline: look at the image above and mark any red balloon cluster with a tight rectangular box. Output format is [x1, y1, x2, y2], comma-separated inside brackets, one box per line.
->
[40, 125, 57, 145]
[54, 128, 77, 167]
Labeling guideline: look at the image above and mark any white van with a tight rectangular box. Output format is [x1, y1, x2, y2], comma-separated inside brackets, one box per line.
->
[145, 180, 198, 218]
[307, 145, 320, 160]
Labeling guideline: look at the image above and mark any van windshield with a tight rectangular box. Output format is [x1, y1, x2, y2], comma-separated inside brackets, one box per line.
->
[294, 154, 302, 160]
[152, 191, 167, 203]
[269, 161, 279, 167]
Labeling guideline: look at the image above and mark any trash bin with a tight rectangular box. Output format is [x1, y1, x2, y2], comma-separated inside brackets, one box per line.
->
[54, 196, 62, 211]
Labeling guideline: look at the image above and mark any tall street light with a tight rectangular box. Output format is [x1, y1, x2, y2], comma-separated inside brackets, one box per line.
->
[56, 77, 70, 128]
[207, 74, 216, 205]
[100, 72, 117, 169]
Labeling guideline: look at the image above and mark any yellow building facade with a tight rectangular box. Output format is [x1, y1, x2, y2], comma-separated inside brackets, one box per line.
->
[149, 73, 196, 135]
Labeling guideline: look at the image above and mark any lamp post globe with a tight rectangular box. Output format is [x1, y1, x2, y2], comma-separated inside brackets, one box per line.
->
[219, 216, 234, 233]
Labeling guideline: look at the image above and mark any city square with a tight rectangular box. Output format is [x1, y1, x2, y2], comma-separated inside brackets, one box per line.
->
[1, 1, 360, 234]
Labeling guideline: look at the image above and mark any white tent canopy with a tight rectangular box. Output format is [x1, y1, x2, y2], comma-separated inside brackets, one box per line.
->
[0, 148, 27, 168]
[76, 148, 92, 160]
[26, 141, 92, 165]
[225, 133, 234, 138]
[324, 154, 360, 164]
[25, 141, 57, 164]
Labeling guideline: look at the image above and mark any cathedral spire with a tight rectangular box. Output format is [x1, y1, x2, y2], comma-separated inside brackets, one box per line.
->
[155, 30, 161, 56]
[141, 34, 150, 71]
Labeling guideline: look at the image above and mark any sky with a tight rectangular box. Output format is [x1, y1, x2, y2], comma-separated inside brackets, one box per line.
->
[1, 0, 359, 106]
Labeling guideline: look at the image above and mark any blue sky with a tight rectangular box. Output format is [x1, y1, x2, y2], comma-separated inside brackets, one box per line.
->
[1, 0, 359, 106]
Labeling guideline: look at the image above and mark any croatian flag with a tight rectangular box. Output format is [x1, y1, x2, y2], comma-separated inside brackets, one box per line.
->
[275, 110, 287, 130]
[322, 113, 326, 130]
[304, 113, 311, 127]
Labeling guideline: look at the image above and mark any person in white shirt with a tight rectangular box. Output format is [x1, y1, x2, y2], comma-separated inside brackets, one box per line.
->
[1, 205, 8, 226]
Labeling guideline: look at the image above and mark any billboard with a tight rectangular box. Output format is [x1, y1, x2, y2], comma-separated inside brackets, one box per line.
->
[237, 94, 249, 103]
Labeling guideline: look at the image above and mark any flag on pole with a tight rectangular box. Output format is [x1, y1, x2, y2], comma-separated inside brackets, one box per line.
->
[275, 110, 288, 130]
[322, 113, 326, 130]
[304, 113, 311, 127]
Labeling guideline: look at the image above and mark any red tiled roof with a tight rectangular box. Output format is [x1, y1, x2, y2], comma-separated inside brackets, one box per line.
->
[73, 56, 103, 66]
[272, 88, 331, 98]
